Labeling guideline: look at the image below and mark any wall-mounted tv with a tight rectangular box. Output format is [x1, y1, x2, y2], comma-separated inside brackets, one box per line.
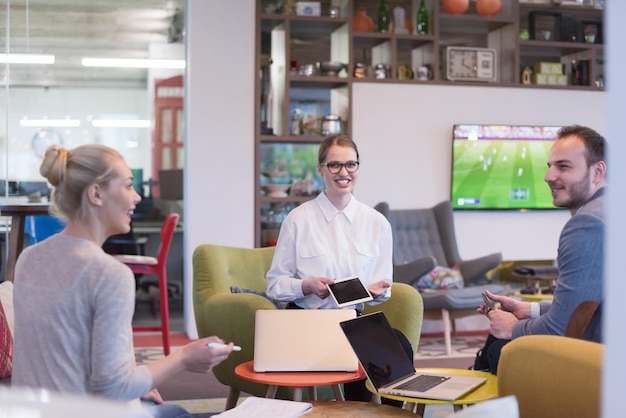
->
[451, 124, 564, 210]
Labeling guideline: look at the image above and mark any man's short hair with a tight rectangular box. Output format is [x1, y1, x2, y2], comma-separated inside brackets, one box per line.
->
[557, 125, 606, 166]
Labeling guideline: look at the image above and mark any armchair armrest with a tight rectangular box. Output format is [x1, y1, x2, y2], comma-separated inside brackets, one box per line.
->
[393, 256, 436, 285]
[194, 292, 276, 397]
[459, 252, 503, 285]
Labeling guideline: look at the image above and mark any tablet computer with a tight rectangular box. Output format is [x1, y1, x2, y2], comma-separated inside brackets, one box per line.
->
[327, 276, 373, 308]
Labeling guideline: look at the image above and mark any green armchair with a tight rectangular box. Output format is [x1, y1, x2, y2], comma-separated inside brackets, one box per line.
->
[193, 244, 425, 410]
[193, 244, 277, 408]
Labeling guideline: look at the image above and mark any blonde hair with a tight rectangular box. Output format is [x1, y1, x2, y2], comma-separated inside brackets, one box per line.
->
[40, 144, 124, 220]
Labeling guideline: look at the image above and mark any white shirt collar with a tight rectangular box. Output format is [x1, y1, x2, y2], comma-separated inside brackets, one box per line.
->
[315, 192, 358, 223]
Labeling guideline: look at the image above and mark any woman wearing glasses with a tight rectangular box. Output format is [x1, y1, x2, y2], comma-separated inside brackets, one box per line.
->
[266, 134, 392, 309]
[266, 134, 407, 403]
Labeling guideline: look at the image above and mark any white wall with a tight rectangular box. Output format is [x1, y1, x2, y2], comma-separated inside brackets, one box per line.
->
[184, 0, 256, 337]
[604, 2, 625, 416]
[352, 83, 607, 260]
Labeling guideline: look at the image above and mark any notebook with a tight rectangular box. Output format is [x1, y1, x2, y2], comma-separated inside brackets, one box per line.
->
[254, 309, 359, 372]
[340, 312, 487, 401]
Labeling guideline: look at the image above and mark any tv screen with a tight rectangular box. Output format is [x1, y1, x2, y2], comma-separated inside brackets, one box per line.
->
[451, 124, 564, 210]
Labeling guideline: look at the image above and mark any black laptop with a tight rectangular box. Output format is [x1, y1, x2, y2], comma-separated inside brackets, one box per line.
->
[340, 312, 487, 401]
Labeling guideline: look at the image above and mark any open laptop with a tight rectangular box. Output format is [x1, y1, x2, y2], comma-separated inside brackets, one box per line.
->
[340, 312, 487, 401]
[254, 309, 359, 372]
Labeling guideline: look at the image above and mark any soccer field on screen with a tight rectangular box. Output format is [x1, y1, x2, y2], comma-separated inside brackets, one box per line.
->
[451, 139, 558, 210]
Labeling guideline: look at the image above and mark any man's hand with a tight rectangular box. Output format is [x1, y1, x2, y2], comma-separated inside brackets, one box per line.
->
[483, 290, 532, 320]
[487, 309, 518, 340]
[368, 280, 391, 298]
[302, 277, 335, 298]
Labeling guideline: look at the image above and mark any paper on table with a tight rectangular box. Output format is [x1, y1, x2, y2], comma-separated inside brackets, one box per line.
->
[213, 396, 312, 418]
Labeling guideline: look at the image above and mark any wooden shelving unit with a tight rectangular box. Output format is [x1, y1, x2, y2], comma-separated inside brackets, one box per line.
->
[254, 0, 605, 247]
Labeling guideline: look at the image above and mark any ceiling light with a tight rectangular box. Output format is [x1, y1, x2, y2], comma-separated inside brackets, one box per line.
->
[81, 58, 185, 69]
[0, 54, 55, 64]
[20, 119, 80, 127]
[92, 119, 151, 128]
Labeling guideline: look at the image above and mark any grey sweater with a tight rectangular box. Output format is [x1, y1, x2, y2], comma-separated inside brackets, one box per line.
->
[12, 234, 152, 401]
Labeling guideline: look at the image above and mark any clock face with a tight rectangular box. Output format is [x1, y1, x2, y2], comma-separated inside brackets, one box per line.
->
[446, 47, 496, 82]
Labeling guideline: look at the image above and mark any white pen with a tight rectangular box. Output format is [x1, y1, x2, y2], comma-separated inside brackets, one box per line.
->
[208, 342, 242, 351]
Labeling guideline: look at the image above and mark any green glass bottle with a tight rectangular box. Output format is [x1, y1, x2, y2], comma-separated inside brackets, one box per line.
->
[416, 0, 429, 35]
[377, 0, 390, 33]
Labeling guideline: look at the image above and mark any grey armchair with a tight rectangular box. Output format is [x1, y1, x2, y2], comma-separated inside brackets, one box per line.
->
[375, 200, 507, 354]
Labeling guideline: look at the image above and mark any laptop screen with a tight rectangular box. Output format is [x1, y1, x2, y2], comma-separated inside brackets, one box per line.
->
[340, 312, 416, 389]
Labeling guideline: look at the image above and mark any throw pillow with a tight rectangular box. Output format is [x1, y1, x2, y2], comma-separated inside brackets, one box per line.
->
[230, 286, 288, 309]
[414, 265, 464, 292]
[0, 300, 12, 378]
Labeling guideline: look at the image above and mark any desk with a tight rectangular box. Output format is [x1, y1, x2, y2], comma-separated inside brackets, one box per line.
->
[235, 360, 366, 402]
[365, 368, 498, 415]
[307, 400, 420, 417]
[0, 200, 50, 282]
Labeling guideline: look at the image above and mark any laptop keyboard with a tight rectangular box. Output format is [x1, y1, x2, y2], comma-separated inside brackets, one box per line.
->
[395, 374, 451, 392]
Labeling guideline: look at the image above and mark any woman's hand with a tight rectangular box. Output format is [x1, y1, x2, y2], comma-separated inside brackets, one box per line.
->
[302, 277, 335, 298]
[141, 388, 163, 404]
[179, 337, 235, 373]
[368, 280, 391, 298]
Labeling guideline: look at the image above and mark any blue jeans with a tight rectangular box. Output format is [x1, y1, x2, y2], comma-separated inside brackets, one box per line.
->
[142, 401, 193, 418]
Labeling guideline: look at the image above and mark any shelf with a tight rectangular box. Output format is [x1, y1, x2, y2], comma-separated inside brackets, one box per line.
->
[289, 75, 349, 89]
[520, 40, 602, 56]
[259, 135, 325, 143]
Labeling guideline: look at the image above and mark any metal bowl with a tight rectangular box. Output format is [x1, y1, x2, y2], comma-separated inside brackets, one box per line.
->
[318, 61, 346, 76]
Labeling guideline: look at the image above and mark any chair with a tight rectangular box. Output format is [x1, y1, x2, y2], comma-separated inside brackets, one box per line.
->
[498, 335, 602, 418]
[114, 213, 180, 356]
[192, 243, 425, 410]
[24, 215, 66, 244]
[565, 300, 602, 342]
[375, 200, 505, 355]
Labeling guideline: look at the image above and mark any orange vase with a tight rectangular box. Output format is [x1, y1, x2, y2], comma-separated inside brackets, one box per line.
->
[353, 8, 374, 32]
[476, 0, 502, 16]
[442, 0, 469, 15]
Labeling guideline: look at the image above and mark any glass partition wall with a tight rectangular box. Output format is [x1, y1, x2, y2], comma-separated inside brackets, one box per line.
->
[1, 0, 185, 280]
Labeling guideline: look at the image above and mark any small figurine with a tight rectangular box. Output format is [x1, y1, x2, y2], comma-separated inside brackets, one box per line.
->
[522, 66, 532, 85]
[393, 7, 408, 34]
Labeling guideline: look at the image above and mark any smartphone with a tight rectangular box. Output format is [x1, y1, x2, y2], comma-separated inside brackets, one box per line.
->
[482, 292, 495, 310]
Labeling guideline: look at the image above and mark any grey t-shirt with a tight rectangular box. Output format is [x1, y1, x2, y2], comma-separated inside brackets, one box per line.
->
[12, 233, 152, 401]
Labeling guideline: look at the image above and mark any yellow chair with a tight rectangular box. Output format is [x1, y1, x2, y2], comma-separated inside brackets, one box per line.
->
[193, 244, 425, 410]
[498, 335, 603, 418]
[362, 282, 424, 355]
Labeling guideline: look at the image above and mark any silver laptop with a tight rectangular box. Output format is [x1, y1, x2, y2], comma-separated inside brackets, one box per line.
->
[340, 312, 487, 401]
[254, 309, 359, 372]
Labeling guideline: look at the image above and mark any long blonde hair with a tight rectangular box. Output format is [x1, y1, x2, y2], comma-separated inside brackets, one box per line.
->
[40, 144, 124, 220]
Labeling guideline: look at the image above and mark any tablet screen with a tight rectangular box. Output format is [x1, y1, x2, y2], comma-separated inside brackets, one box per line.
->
[327, 277, 373, 308]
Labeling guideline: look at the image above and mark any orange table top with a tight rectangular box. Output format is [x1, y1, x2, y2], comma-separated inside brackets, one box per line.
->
[365, 368, 498, 406]
[235, 360, 366, 388]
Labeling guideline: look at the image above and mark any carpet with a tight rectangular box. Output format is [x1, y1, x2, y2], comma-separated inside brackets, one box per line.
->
[135, 333, 486, 416]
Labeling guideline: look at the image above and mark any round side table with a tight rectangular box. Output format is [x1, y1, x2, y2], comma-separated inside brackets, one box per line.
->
[365, 368, 498, 415]
[235, 360, 366, 401]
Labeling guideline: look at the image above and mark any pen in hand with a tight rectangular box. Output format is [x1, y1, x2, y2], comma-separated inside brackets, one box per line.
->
[208, 342, 242, 351]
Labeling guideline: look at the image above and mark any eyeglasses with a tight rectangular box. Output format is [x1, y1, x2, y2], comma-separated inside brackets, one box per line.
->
[320, 161, 360, 174]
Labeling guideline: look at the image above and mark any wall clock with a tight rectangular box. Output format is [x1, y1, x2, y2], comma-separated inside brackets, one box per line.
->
[446, 46, 497, 82]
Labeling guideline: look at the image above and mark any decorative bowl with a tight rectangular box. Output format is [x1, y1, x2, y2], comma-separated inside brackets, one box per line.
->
[264, 183, 290, 197]
[318, 61, 346, 76]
